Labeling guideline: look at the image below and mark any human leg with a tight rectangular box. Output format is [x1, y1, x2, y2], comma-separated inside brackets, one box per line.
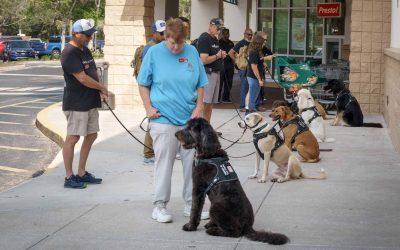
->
[247, 77, 261, 111]
[63, 135, 80, 178]
[222, 66, 234, 102]
[203, 72, 220, 122]
[239, 70, 249, 109]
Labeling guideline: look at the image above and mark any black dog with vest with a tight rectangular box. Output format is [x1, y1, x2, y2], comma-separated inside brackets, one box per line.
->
[324, 79, 382, 128]
[175, 117, 289, 245]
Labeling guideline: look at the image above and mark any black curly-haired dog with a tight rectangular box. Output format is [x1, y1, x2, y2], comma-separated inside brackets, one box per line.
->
[324, 79, 382, 127]
[175, 117, 289, 245]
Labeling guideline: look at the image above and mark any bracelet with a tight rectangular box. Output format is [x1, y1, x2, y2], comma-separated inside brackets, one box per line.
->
[215, 54, 218, 60]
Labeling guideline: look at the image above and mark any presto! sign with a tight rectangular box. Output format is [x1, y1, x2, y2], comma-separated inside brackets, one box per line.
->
[317, 3, 342, 18]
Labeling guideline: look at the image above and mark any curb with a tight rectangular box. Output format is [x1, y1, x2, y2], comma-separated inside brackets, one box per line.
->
[35, 102, 65, 148]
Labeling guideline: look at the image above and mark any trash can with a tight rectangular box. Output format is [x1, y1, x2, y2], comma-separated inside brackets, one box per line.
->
[97, 61, 115, 110]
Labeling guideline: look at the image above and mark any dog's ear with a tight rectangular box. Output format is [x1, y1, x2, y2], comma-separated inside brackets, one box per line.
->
[283, 106, 291, 116]
[194, 118, 221, 156]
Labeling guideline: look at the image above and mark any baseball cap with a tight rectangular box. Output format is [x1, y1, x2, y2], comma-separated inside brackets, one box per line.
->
[151, 20, 166, 33]
[210, 18, 224, 29]
[72, 19, 96, 36]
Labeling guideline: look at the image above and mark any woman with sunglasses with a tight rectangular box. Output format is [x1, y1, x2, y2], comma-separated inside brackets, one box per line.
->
[138, 18, 209, 223]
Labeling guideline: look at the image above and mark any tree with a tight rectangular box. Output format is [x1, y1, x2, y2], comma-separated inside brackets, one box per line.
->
[0, 0, 30, 35]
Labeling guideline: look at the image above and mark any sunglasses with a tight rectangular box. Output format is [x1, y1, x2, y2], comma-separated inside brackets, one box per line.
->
[245, 33, 253, 36]
[80, 33, 92, 38]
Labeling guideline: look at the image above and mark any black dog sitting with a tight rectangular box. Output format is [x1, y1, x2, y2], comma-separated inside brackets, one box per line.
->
[324, 79, 382, 127]
[175, 117, 289, 245]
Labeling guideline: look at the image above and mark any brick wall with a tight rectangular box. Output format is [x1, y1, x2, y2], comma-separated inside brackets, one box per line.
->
[349, 0, 391, 113]
[104, 0, 154, 107]
[383, 48, 400, 153]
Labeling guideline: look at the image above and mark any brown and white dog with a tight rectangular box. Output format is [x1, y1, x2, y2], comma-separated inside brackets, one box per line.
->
[270, 106, 320, 163]
[238, 113, 326, 183]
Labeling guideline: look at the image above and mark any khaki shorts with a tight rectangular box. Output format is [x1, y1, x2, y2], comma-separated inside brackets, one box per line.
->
[203, 72, 220, 104]
[64, 109, 99, 136]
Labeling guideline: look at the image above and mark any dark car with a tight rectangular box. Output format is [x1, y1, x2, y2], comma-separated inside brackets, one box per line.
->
[29, 38, 47, 58]
[0, 41, 7, 60]
[3, 40, 36, 61]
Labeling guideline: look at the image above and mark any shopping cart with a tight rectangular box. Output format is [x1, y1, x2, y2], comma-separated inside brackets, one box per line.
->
[275, 57, 349, 109]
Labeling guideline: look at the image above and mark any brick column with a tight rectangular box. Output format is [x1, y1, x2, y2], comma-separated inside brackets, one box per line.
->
[103, 0, 154, 108]
[349, 0, 391, 113]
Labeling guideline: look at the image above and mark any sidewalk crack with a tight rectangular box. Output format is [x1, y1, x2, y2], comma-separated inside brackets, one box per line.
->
[25, 204, 100, 250]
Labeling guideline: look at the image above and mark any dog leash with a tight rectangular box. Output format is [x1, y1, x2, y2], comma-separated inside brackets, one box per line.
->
[103, 101, 152, 150]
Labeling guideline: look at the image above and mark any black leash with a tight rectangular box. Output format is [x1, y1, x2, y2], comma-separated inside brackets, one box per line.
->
[103, 101, 152, 150]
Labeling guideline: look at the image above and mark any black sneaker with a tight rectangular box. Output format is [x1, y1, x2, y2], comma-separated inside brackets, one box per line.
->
[76, 171, 102, 184]
[64, 175, 86, 189]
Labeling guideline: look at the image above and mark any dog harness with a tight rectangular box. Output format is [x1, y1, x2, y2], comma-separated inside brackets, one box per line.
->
[195, 157, 238, 196]
[281, 116, 309, 144]
[301, 106, 321, 124]
[336, 89, 356, 109]
[252, 122, 284, 159]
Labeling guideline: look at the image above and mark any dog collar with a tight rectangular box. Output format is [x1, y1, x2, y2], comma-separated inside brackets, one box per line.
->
[253, 122, 269, 134]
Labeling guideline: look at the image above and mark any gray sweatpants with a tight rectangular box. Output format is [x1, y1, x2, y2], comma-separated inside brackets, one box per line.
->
[149, 122, 195, 208]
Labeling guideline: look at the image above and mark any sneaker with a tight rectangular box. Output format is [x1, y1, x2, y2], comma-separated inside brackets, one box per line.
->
[143, 157, 155, 165]
[222, 99, 232, 104]
[256, 107, 267, 112]
[64, 175, 86, 189]
[76, 171, 102, 184]
[175, 153, 181, 160]
[152, 207, 173, 223]
[184, 205, 210, 220]
[240, 108, 247, 112]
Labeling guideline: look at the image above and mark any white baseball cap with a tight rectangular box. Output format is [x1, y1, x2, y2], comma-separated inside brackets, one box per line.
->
[151, 20, 166, 33]
[72, 19, 97, 36]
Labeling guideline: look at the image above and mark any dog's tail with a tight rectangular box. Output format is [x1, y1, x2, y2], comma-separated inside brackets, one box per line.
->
[363, 123, 383, 128]
[245, 228, 289, 245]
[301, 168, 327, 180]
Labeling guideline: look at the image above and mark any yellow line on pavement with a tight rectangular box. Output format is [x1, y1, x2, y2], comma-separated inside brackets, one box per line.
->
[13, 105, 44, 109]
[0, 166, 30, 173]
[0, 112, 29, 117]
[32, 101, 55, 104]
[0, 131, 37, 137]
[0, 121, 24, 125]
[0, 146, 43, 152]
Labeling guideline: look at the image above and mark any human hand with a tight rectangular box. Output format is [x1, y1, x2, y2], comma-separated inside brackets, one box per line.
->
[100, 87, 108, 96]
[258, 79, 265, 87]
[100, 92, 108, 102]
[147, 107, 161, 119]
[220, 50, 227, 59]
[191, 106, 203, 119]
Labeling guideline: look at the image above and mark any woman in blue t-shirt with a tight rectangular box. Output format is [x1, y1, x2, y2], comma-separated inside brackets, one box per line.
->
[246, 32, 273, 113]
[138, 18, 209, 223]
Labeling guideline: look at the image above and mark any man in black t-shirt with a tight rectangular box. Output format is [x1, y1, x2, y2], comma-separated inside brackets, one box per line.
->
[60, 19, 108, 189]
[197, 18, 227, 123]
[228, 28, 253, 111]
[218, 28, 235, 103]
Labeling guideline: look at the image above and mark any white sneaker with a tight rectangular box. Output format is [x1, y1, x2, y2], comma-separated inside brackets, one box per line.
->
[184, 205, 210, 220]
[152, 207, 172, 223]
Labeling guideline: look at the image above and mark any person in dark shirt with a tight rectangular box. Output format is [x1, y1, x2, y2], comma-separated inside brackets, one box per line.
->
[197, 18, 227, 123]
[60, 19, 108, 189]
[228, 28, 253, 111]
[245, 32, 273, 114]
[218, 28, 235, 103]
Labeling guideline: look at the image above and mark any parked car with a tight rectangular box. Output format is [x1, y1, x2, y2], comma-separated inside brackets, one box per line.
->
[45, 36, 71, 57]
[0, 41, 7, 60]
[0, 36, 22, 42]
[94, 39, 104, 52]
[3, 40, 36, 61]
[29, 38, 47, 58]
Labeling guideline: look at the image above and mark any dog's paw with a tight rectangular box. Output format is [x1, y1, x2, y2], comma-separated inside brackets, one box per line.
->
[317, 138, 323, 143]
[257, 178, 267, 183]
[204, 221, 216, 229]
[277, 178, 285, 183]
[182, 223, 197, 231]
[271, 178, 278, 182]
[330, 122, 338, 126]
[248, 173, 257, 179]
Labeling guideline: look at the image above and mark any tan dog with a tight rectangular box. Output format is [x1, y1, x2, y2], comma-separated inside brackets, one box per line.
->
[289, 84, 328, 120]
[270, 106, 320, 163]
[238, 113, 326, 183]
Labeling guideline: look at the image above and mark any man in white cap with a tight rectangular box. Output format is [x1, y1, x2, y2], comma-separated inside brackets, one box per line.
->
[142, 20, 166, 166]
[60, 18, 108, 189]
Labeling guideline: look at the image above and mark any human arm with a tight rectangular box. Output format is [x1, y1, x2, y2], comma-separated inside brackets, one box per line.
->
[73, 71, 108, 96]
[200, 49, 227, 65]
[191, 87, 204, 119]
[138, 85, 160, 119]
[228, 48, 236, 63]
[250, 64, 264, 86]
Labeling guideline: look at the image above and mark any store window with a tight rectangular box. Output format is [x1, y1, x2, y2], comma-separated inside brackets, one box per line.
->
[257, 0, 345, 61]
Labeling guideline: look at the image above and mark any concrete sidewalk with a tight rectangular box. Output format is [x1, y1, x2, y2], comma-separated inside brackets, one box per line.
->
[1, 103, 400, 250]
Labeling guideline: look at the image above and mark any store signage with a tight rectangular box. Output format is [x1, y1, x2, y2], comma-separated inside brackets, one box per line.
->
[317, 3, 342, 18]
